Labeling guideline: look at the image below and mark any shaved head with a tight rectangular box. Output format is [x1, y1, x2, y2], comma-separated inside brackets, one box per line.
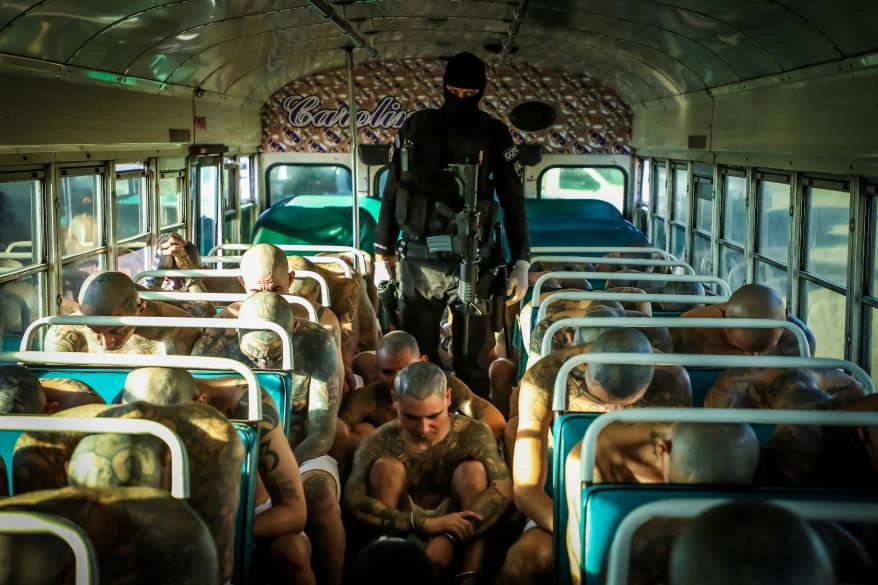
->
[238, 291, 294, 368]
[239, 244, 291, 294]
[670, 501, 834, 585]
[667, 423, 759, 484]
[68, 432, 164, 489]
[585, 329, 654, 403]
[725, 284, 786, 353]
[658, 280, 705, 312]
[121, 367, 199, 405]
[379, 330, 421, 358]
[78, 271, 139, 316]
[286, 255, 321, 299]
[0, 365, 45, 415]
[394, 361, 447, 401]
[766, 370, 830, 409]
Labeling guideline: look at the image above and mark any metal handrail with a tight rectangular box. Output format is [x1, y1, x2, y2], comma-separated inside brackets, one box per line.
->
[553, 353, 873, 412]
[208, 244, 368, 275]
[536, 291, 728, 324]
[133, 268, 330, 307]
[533, 272, 731, 307]
[0, 414, 190, 498]
[0, 512, 100, 585]
[579, 407, 878, 484]
[530, 246, 673, 261]
[200, 255, 353, 278]
[10, 348, 265, 425]
[539, 317, 810, 358]
[137, 291, 318, 322]
[530, 256, 695, 275]
[0, 252, 32, 260]
[4, 241, 32, 252]
[605, 499, 878, 585]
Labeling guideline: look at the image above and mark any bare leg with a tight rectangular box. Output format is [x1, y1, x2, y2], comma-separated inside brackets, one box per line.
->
[452, 460, 490, 585]
[501, 527, 553, 585]
[368, 456, 408, 508]
[265, 532, 316, 585]
[490, 358, 517, 419]
[302, 470, 345, 585]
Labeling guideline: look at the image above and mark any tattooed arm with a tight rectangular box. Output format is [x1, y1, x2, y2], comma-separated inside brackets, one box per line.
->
[459, 420, 513, 535]
[513, 355, 557, 531]
[354, 278, 380, 352]
[703, 368, 771, 409]
[449, 376, 506, 439]
[43, 325, 87, 353]
[40, 378, 104, 412]
[332, 281, 361, 368]
[191, 323, 240, 359]
[339, 385, 377, 428]
[294, 324, 340, 462]
[342, 426, 414, 534]
[255, 421, 308, 537]
[812, 369, 865, 401]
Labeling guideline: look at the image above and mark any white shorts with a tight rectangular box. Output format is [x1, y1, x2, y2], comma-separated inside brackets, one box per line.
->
[354, 373, 364, 389]
[523, 518, 539, 533]
[299, 454, 341, 501]
[255, 497, 273, 516]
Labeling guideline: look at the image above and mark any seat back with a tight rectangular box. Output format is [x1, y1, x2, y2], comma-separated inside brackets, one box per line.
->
[232, 422, 260, 585]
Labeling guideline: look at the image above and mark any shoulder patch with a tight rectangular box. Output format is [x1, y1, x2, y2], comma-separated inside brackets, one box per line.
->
[503, 145, 519, 162]
[388, 142, 395, 162]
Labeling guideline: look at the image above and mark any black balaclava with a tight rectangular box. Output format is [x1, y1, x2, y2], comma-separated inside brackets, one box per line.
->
[441, 52, 487, 125]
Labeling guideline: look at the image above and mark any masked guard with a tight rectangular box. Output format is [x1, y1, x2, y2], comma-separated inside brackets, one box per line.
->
[374, 52, 530, 397]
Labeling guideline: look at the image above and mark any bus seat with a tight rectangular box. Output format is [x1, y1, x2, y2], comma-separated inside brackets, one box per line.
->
[0, 429, 20, 489]
[254, 196, 378, 252]
[580, 486, 878, 585]
[525, 217, 647, 250]
[232, 422, 259, 585]
[1, 335, 20, 352]
[523, 199, 624, 221]
[35, 369, 294, 437]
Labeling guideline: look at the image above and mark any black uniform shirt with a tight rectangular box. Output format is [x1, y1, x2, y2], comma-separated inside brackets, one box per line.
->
[375, 109, 530, 263]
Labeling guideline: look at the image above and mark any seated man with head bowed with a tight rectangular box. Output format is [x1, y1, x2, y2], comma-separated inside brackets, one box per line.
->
[343, 362, 512, 584]
[673, 283, 811, 356]
[502, 329, 690, 585]
[44, 271, 202, 355]
[192, 291, 345, 585]
[597, 423, 760, 585]
[340, 330, 505, 457]
[121, 366, 314, 585]
[0, 364, 104, 415]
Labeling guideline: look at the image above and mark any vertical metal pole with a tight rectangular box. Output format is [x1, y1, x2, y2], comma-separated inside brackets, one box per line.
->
[346, 48, 361, 270]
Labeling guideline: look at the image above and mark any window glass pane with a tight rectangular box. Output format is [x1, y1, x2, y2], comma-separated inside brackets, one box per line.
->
[0, 273, 44, 343]
[672, 168, 688, 222]
[654, 164, 667, 216]
[868, 308, 878, 375]
[115, 171, 147, 241]
[800, 281, 846, 359]
[722, 174, 746, 244]
[268, 164, 353, 207]
[694, 179, 713, 231]
[804, 186, 849, 285]
[755, 261, 788, 304]
[222, 159, 234, 212]
[197, 163, 219, 256]
[872, 199, 878, 296]
[639, 159, 650, 204]
[692, 233, 712, 275]
[719, 245, 745, 293]
[651, 217, 666, 250]
[239, 156, 255, 204]
[60, 173, 102, 256]
[671, 224, 686, 259]
[539, 167, 625, 211]
[0, 178, 42, 268]
[159, 174, 184, 228]
[61, 256, 105, 315]
[757, 180, 790, 263]
[117, 240, 153, 281]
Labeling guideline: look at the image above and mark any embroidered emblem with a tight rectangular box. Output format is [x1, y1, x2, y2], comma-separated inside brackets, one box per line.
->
[503, 145, 519, 162]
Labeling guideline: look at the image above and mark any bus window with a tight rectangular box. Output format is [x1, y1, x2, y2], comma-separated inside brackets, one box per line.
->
[719, 246, 746, 293]
[804, 186, 850, 285]
[60, 171, 103, 257]
[801, 281, 846, 359]
[115, 164, 148, 241]
[670, 165, 688, 259]
[755, 261, 788, 304]
[0, 177, 42, 269]
[692, 234, 712, 276]
[192, 159, 220, 256]
[756, 180, 791, 263]
[722, 174, 746, 245]
[159, 171, 185, 231]
[0, 273, 44, 340]
[691, 173, 713, 276]
[222, 159, 237, 245]
[239, 155, 257, 242]
[634, 159, 650, 234]
[537, 166, 626, 211]
[61, 255, 104, 313]
[267, 164, 353, 207]
[652, 163, 668, 249]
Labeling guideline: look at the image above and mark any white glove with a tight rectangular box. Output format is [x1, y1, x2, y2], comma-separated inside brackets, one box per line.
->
[374, 256, 397, 286]
[506, 259, 530, 304]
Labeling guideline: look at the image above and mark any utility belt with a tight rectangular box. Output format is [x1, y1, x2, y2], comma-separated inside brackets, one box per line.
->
[400, 238, 496, 263]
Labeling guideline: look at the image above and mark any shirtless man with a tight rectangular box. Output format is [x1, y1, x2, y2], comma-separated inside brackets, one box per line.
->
[142, 232, 215, 317]
[0, 364, 103, 414]
[12, 400, 243, 582]
[121, 367, 314, 585]
[340, 331, 505, 457]
[0, 486, 219, 584]
[670, 501, 834, 585]
[343, 362, 512, 584]
[192, 291, 345, 585]
[503, 329, 691, 585]
[705, 366, 864, 409]
[44, 271, 202, 355]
